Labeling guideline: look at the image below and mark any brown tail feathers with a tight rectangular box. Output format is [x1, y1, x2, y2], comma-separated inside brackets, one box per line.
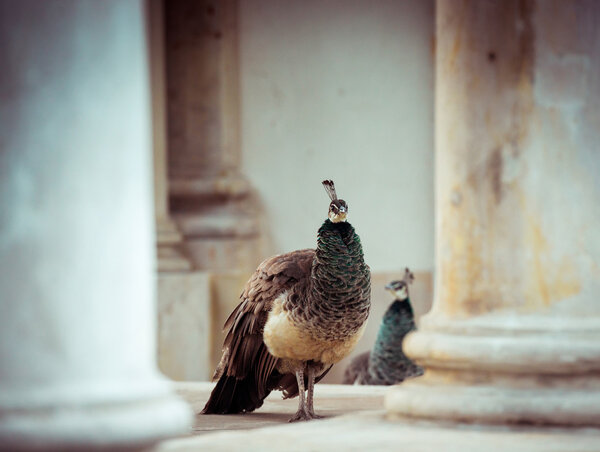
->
[202, 372, 270, 414]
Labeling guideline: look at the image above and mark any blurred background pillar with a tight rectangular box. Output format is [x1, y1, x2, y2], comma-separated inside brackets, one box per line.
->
[148, 0, 191, 272]
[164, 0, 263, 272]
[0, 0, 191, 448]
[149, 0, 212, 382]
[386, 0, 600, 425]
[150, 0, 192, 274]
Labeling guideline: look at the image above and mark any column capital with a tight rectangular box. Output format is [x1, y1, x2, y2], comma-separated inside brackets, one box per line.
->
[408, 314, 600, 375]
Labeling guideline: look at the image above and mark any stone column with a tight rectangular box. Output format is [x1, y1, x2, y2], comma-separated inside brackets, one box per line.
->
[164, 0, 262, 272]
[0, 1, 191, 449]
[149, 0, 191, 273]
[386, 0, 600, 425]
[150, 0, 212, 382]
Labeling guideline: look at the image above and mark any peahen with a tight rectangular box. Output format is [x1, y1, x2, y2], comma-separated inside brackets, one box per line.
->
[343, 268, 423, 385]
[202, 180, 371, 421]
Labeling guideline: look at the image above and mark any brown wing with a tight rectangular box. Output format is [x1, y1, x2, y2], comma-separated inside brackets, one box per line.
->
[214, 248, 315, 388]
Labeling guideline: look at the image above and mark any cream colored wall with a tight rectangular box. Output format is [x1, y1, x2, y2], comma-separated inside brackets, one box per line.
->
[239, 0, 435, 274]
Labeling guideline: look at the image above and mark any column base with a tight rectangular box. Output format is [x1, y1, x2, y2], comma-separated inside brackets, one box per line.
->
[156, 218, 192, 272]
[0, 388, 191, 451]
[386, 314, 600, 426]
[158, 271, 212, 381]
[157, 245, 192, 272]
[386, 377, 600, 426]
[170, 174, 265, 272]
[182, 236, 262, 272]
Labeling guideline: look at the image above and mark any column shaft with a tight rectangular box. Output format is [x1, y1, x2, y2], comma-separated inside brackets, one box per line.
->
[0, 1, 191, 447]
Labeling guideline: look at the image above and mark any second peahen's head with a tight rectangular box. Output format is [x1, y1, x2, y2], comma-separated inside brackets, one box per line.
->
[385, 268, 415, 301]
[322, 180, 348, 223]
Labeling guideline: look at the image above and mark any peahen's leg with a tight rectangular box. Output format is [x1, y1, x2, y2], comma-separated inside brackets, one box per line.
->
[288, 368, 309, 422]
[306, 364, 324, 419]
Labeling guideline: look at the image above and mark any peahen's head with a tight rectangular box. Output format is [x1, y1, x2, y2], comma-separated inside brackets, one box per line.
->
[322, 180, 348, 223]
[385, 268, 415, 301]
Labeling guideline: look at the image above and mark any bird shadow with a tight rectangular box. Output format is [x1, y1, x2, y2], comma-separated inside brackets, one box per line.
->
[195, 410, 335, 433]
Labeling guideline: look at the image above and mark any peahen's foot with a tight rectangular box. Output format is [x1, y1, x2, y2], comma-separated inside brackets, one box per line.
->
[288, 409, 323, 422]
[307, 410, 324, 420]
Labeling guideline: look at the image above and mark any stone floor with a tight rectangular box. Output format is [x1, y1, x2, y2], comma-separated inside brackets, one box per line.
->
[170, 382, 388, 435]
[155, 382, 600, 452]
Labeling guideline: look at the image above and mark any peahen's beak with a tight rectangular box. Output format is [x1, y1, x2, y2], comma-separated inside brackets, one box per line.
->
[331, 211, 347, 223]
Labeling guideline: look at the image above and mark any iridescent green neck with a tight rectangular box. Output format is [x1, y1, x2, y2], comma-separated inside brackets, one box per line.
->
[308, 219, 371, 336]
[311, 219, 368, 298]
[368, 298, 418, 382]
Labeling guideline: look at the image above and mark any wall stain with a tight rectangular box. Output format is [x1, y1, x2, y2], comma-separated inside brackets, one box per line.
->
[527, 219, 582, 307]
[488, 147, 504, 203]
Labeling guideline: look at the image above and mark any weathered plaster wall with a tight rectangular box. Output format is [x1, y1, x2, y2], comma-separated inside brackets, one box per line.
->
[239, 0, 435, 273]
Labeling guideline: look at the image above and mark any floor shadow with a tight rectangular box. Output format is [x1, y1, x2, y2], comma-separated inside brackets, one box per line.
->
[193, 411, 337, 434]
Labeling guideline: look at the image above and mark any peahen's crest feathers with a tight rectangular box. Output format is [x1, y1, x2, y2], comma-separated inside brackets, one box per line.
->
[403, 267, 415, 285]
[322, 179, 338, 201]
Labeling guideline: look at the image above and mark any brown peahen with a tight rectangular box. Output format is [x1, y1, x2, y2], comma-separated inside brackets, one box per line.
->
[202, 180, 371, 421]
